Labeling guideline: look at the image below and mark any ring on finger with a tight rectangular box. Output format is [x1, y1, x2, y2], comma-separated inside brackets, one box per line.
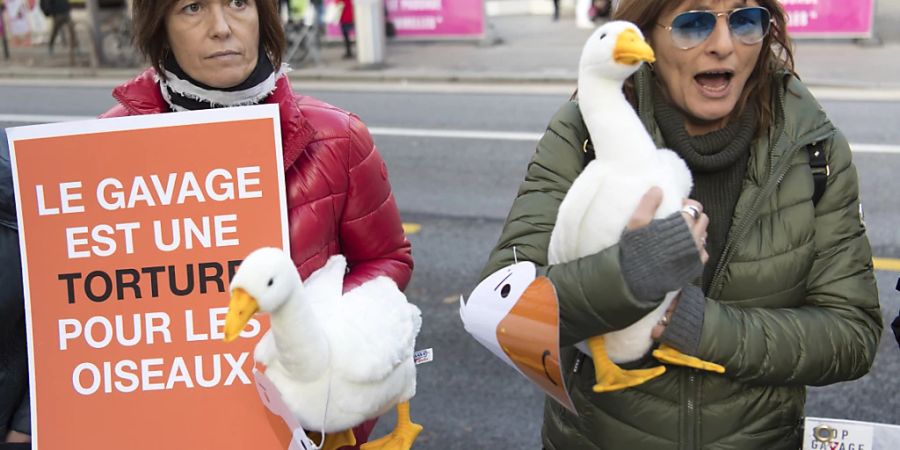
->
[658, 315, 669, 326]
[681, 204, 701, 221]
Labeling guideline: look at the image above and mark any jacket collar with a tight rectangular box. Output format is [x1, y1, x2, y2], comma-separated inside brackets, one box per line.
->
[112, 68, 315, 168]
[265, 74, 316, 168]
[111, 68, 167, 116]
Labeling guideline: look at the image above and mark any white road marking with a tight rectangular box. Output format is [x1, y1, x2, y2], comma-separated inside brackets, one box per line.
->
[2, 113, 900, 154]
[0, 77, 577, 95]
[0, 114, 95, 123]
[2, 78, 900, 99]
[368, 127, 544, 141]
[851, 143, 900, 154]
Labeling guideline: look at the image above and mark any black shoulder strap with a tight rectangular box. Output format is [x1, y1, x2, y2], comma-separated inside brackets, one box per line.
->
[582, 139, 595, 167]
[576, 99, 595, 167]
[807, 140, 828, 206]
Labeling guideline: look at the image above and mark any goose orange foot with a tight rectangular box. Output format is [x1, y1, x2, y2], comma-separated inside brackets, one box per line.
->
[652, 344, 725, 373]
[587, 335, 666, 393]
[360, 401, 422, 450]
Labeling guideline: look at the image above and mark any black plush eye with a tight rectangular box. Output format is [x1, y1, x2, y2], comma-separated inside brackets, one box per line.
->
[267, 278, 274, 287]
[500, 284, 511, 298]
[599, 32, 607, 39]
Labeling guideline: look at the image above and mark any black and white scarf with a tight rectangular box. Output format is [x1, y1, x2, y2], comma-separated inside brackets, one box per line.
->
[158, 45, 286, 112]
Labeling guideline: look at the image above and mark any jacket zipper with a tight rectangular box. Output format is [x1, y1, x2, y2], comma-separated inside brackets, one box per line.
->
[707, 128, 832, 295]
[636, 71, 832, 448]
[685, 83, 832, 449]
[687, 146, 803, 449]
[707, 89, 785, 295]
[707, 85, 834, 295]
[685, 371, 697, 450]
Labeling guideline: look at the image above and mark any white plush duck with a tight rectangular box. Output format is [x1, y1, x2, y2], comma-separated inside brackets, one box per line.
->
[223, 248, 423, 450]
[547, 21, 724, 393]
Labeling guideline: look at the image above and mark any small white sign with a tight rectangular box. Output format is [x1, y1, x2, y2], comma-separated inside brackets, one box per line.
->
[803, 417, 874, 450]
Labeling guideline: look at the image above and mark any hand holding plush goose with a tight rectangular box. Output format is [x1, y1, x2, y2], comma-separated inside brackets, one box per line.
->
[547, 21, 725, 393]
[224, 248, 423, 450]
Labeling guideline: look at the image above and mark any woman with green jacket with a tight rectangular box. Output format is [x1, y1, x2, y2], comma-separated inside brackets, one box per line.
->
[479, 1, 882, 449]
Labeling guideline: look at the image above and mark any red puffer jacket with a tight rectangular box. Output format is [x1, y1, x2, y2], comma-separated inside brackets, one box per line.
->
[100, 68, 413, 447]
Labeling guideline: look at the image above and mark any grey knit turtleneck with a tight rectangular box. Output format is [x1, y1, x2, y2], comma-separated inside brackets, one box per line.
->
[654, 91, 757, 291]
[648, 86, 757, 356]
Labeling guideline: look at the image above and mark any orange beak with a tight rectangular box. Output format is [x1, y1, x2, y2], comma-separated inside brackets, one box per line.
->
[223, 287, 259, 343]
[614, 28, 656, 65]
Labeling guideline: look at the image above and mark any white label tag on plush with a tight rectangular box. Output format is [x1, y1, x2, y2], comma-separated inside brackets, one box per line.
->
[414, 348, 434, 365]
[253, 369, 318, 450]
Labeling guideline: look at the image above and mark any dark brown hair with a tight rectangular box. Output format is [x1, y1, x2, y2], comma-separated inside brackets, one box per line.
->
[132, 0, 285, 78]
[613, 0, 796, 131]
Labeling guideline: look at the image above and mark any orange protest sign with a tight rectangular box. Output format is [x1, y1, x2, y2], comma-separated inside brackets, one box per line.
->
[6, 105, 293, 449]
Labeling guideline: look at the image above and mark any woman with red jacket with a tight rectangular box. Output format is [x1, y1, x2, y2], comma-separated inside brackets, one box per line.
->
[337, 0, 355, 59]
[100, 0, 413, 448]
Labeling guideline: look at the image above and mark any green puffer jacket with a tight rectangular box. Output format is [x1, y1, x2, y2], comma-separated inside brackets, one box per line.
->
[479, 67, 882, 450]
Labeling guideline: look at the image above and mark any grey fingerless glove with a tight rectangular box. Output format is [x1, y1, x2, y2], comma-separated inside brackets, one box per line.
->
[619, 212, 703, 302]
[660, 285, 706, 355]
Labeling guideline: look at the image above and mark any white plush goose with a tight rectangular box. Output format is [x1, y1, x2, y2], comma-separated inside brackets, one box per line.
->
[223, 248, 423, 450]
[547, 21, 725, 393]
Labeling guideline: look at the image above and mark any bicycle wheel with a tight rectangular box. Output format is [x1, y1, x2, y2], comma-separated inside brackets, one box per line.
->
[284, 24, 311, 64]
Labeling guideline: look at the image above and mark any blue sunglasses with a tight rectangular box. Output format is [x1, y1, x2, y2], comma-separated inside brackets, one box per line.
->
[659, 6, 773, 50]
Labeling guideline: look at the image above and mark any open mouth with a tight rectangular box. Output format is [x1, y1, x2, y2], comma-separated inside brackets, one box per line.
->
[694, 70, 734, 92]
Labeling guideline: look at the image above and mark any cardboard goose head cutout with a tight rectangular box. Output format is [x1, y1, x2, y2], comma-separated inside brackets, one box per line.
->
[460, 261, 576, 413]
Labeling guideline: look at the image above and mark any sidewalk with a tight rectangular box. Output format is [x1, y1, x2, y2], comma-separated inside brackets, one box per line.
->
[300, 14, 900, 90]
[1, 13, 899, 90]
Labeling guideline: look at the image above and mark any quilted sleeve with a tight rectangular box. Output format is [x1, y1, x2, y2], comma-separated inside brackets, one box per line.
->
[339, 114, 413, 291]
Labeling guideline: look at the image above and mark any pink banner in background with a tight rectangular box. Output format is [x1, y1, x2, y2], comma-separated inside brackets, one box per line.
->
[386, 0, 485, 38]
[327, 0, 485, 40]
[781, 0, 874, 38]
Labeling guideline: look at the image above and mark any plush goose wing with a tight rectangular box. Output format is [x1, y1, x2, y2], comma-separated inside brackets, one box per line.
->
[320, 276, 422, 384]
[548, 160, 610, 264]
[302, 254, 347, 304]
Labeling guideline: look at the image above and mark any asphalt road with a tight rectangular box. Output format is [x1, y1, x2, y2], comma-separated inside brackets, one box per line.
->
[1, 81, 899, 449]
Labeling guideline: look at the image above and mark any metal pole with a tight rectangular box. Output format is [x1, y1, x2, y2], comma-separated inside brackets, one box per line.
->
[85, 0, 104, 66]
[353, 0, 385, 67]
[1, 3, 9, 61]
